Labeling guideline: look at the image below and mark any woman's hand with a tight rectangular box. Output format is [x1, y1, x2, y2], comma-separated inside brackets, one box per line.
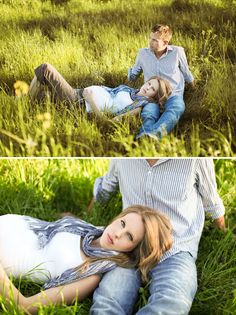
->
[83, 88, 103, 117]
[82, 88, 93, 102]
[0, 262, 28, 312]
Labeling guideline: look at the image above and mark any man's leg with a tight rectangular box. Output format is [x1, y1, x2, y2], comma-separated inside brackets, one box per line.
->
[136, 102, 160, 139]
[148, 95, 185, 139]
[137, 252, 198, 315]
[90, 267, 141, 315]
[33, 63, 77, 102]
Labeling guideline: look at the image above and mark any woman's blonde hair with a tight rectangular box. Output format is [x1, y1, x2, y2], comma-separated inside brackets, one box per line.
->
[80, 205, 173, 283]
[147, 76, 172, 106]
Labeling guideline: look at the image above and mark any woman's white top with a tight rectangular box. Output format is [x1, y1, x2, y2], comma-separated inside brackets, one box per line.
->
[84, 86, 133, 113]
[0, 214, 84, 283]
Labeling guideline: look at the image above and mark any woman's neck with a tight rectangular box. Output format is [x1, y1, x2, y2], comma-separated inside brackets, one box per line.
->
[136, 90, 143, 97]
[90, 237, 101, 248]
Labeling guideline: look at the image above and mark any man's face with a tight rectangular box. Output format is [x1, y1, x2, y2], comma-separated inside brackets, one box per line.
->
[149, 32, 168, 53]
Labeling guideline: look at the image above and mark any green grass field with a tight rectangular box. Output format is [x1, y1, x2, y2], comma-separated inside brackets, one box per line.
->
[0, 0, 235, 156]
[0, 158, 235, 314]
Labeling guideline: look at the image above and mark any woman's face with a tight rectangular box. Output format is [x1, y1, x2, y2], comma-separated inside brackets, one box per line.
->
[99, 213, 145, 252]
[139, 79, 159, 98]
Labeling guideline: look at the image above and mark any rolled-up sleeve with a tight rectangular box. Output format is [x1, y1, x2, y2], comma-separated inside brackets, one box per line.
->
[178, 47, 194, 83]
[93, 160, 119, 204]
[196, 159, 225, 219]
[128, 49, 143, 81]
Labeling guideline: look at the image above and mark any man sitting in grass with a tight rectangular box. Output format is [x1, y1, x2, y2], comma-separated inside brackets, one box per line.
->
[91, 159, 225, 315]
[128, 24, 195, 140]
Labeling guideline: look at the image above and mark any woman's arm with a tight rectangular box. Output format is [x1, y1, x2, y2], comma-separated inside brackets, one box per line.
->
[0, 262, 101, 314]
[0, 262, 25, 306]
[24, 274, 101, 314]
[83, 88, 103, 117]
[113, 107, 141, 121]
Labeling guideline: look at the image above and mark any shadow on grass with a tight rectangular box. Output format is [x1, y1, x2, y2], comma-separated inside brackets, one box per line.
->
[0, 178, 92, 220]
[14, 0, 236, 40]
[0, 0, 235, 85]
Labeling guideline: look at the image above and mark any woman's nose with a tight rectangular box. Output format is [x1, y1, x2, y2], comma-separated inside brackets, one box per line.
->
[115, 230, 123, 239]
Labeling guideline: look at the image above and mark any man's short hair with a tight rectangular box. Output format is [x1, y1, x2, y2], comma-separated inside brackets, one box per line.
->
[151, 24, 172, 42]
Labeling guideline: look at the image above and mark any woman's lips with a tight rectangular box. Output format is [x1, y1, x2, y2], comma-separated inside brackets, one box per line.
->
[107, 233, 113, 244]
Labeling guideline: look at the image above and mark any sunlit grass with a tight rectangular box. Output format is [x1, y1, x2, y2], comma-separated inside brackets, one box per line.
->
[0, 0, 235, 156]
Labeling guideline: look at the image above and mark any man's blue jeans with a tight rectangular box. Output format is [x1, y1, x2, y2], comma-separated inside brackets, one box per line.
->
[90, 251, 198, 315]
[137, 95, 185, 139]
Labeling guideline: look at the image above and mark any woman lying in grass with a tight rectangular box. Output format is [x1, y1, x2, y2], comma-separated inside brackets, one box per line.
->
[0, 205, 172, 314]
[29, 63, 172, 118]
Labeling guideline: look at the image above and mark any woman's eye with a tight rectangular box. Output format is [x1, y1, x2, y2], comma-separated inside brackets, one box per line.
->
[121, 220, 125, 227]
[127, 233, 133, 242]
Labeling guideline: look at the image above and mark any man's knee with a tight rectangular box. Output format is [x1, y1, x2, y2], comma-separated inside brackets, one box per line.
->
[165, 96, 185, 118]
[91, 267, 140, 315]
[95, 267, 140, 299]
[144, 274, 197, 315]
[147, 290, 195, 315]
[141, 103, 160, 121]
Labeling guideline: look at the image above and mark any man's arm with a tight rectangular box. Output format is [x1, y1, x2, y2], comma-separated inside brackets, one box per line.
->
[128, 49, 143, 82]
[93, 160, 120, 205]
[196, 159, 225, 229]
[178, 47, 194, 85]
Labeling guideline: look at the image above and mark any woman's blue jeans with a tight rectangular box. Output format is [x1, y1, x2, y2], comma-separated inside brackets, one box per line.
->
[90, 251, 198, 315]
[137, 95, 185, 139]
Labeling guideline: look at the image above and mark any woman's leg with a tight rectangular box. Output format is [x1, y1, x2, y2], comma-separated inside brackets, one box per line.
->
[28, 75, 47, 101]
[33, 63, 77, 102]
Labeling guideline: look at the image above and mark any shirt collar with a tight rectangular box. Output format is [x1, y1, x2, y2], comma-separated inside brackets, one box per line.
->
[149, 45, 173, 58]
[167, 45, 173, 52]
[144, 159, 170, 167]
[161, 46, 173, 58]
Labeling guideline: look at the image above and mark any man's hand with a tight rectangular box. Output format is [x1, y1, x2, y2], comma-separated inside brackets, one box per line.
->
[213, 215, 226, 230]
[189, 80, 196, 89]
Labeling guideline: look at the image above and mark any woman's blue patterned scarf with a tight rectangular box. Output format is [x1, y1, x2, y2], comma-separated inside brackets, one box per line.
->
[102, 85, 150, 116]
[23, 215, 118, 289]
